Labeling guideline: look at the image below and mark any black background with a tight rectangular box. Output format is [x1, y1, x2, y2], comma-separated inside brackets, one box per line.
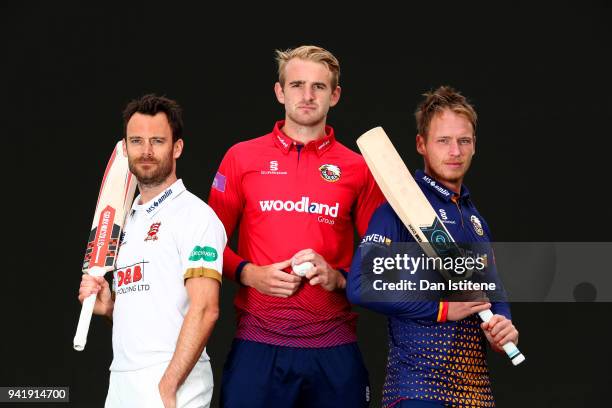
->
[2, 3, 611, 407]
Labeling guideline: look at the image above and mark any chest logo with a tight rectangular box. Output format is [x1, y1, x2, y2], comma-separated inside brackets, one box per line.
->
[145, 222, 161, 241]
[261, 160, 288, 175]
[438, 209, 448, 220]
[470, 215, 484, 236]
[319, 164, 341, 182]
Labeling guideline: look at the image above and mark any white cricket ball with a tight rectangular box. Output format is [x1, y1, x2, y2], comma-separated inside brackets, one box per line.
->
[292, 261, 314, 277]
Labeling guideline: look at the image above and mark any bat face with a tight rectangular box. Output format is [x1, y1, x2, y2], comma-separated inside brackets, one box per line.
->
[420, 217, 462, 259]
[356, 127, 469, 281]
[83, 205, 121, 269]
[82, 141, 137, 273]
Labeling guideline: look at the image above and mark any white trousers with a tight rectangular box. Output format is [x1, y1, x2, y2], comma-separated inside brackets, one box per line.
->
[105, 361, 213, 408]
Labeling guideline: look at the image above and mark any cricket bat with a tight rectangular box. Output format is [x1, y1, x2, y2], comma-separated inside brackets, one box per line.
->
[73, 140, 137, 351]
[357, 127, 525, 366]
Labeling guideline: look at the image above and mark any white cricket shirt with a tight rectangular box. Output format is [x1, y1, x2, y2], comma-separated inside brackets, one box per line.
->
[109, 179, 226, 372]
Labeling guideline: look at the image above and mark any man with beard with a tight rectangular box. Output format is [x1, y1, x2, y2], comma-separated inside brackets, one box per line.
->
[78, 94, 226, 408]
[208, 45, 385, 407]
[347, 86, 519, 407]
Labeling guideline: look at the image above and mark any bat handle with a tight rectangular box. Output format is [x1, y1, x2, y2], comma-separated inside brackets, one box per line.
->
[73, 266, 107, 351]
[478, 309, 526, 366]
[73, 294, 96, 351]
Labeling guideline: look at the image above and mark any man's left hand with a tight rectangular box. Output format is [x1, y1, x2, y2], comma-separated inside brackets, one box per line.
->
[481, 314, 519, 353]
[292, 249, 346, 291]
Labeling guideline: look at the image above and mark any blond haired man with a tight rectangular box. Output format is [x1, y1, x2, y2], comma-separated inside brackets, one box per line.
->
[348, 86, 519, 407]
[209, 45, 385, 407]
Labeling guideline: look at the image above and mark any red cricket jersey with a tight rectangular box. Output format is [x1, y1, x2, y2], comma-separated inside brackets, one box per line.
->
[208, 121, 385, 347]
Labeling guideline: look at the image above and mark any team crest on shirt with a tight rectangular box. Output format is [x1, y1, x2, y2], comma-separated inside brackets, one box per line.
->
[319, 164, 341, 182]
[144, 222, 161, 241]
[470, 215, 484, 236]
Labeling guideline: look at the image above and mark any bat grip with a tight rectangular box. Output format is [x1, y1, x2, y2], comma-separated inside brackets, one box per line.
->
[478, 309, 526, 366]
[73, 266, 107, 351]
[73, 294, 96, 351]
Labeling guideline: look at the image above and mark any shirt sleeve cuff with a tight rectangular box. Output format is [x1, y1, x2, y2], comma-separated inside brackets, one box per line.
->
[235, 260, 250, 286]
[436, 301, 449, 322]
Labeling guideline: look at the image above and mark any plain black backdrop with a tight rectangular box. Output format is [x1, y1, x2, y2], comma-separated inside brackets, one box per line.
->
[2, 3, 611, 407]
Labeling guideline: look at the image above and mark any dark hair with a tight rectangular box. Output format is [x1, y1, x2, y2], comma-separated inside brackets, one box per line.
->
[415, 86, 477, 139]
[122, 94, 183, 142]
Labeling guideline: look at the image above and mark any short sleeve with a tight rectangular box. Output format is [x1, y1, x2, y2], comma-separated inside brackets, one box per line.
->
[180, 204, 227, 283]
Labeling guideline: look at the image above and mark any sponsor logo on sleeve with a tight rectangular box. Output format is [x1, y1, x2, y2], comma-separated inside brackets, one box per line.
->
[189, 246, 219, 262]
[212, 172, 227, 192]
[360, 233, 392, 245]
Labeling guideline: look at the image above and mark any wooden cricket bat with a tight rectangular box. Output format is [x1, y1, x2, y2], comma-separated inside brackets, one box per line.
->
[73, 141, 137, 351]
[357, 127, 525, 366]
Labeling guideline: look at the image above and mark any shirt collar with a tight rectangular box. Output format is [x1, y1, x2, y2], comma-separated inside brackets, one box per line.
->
[132, 179, 186, 218]
[414, 169, 470, 202]
[271, 120, 336, 156]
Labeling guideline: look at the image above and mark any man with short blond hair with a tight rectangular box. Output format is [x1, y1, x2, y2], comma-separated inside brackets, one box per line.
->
[348, 86, 519, 407]
[209, 45, 385, 407]
[275, 45, 341, 89]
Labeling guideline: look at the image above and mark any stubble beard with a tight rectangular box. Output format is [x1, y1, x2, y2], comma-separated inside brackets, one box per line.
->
[129, 152, 173, 188]
[426, 160, 470, 189]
